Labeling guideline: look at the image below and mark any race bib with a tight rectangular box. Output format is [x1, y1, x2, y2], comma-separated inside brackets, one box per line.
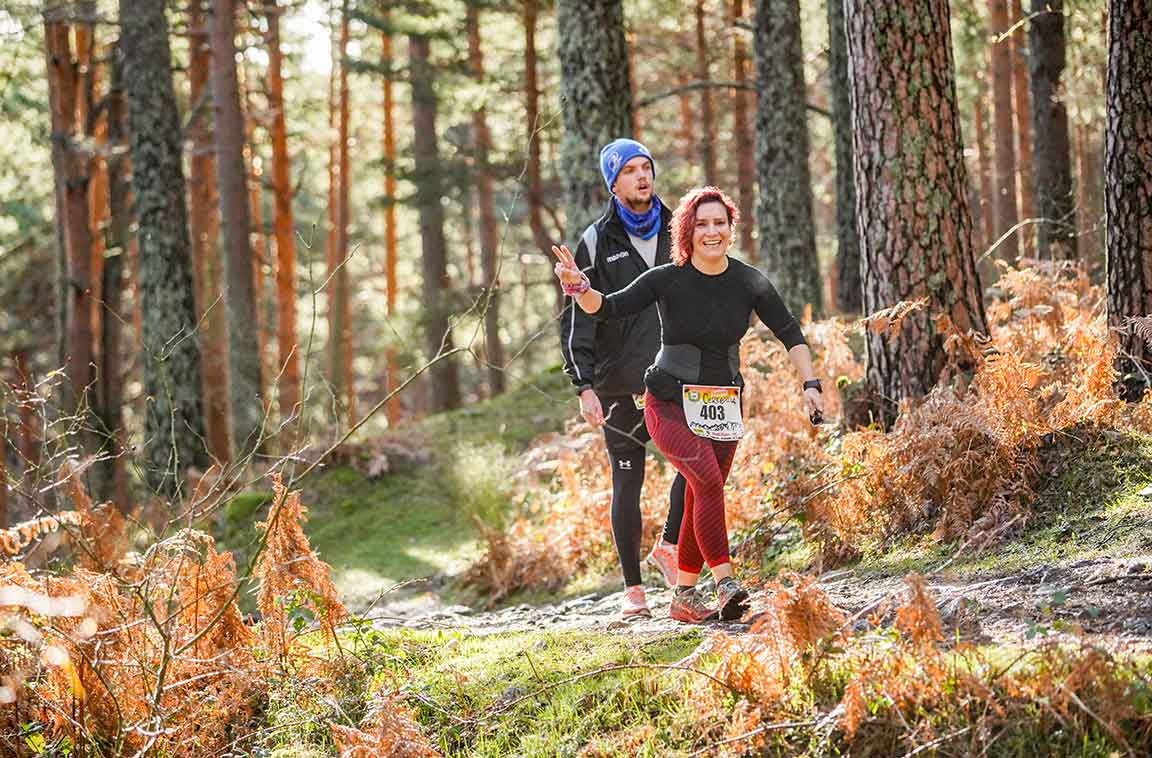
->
[681, 385, 744, 441]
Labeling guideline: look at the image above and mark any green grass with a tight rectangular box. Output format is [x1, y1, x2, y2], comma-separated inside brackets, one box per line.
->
[212, 367, 574, 611]
[261, 628, 707, 757]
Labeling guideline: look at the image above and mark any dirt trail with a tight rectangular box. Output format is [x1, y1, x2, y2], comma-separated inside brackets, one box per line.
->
[366, 554, 1152, 651]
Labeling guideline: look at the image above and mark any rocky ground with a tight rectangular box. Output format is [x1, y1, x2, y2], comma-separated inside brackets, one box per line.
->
[366, 554, 1152, 652]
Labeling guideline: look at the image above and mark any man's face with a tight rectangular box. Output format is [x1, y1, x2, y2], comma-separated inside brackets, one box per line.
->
[611, 155, 655, 211]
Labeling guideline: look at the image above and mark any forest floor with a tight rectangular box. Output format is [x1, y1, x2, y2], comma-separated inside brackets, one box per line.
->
[237, 370, 1152, 756]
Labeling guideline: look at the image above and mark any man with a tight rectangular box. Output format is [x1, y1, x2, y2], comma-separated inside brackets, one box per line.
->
[559, 138, 685, 620]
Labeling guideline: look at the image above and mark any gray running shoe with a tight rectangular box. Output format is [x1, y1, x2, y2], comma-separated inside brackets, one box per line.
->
[716, 577, 750, 621]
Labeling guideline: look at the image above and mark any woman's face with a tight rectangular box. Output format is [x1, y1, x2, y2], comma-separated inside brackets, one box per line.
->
[690, 200, 732, 264]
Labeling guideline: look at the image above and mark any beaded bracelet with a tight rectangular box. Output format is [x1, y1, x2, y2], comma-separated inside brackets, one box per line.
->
[561, 274, 591, 297]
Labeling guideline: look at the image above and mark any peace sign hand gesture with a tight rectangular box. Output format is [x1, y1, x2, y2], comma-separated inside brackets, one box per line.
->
[551, 244, 585, 287]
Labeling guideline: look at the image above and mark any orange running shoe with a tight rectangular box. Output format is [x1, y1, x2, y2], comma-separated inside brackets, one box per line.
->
[646, 540, 678, 588]
[669, 586, 717, 624]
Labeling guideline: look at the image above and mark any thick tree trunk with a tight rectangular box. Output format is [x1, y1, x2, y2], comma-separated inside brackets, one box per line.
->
[826, 0, 860, 314]
[467, 5, 506, 395]
[1104, 1, 1152, 400]
[119, 0, 207, 494]
[754, 0, 822, 315]
[556, 0, 633, 244]
[1030, 0, 1077, 260]
[44, 18, 95, 415]
[846, 0, 989, 424]
[989, 0, 1020, 261]
[695, 0, 717, 185]
[188, 0, 230, 464]
[265, 1, 300, 427]
[731, 0, 756, 260]
[381, 13, 400, 425]
[1009, 0, 1034, 241]
[409, 33, 461, 412]
[210, 0, 263, 457]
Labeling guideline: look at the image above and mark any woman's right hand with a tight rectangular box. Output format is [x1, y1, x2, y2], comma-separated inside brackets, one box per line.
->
[551, 244, 584, 286]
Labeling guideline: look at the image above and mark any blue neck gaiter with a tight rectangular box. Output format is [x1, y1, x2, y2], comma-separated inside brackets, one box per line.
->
[613, 196, 663, 240]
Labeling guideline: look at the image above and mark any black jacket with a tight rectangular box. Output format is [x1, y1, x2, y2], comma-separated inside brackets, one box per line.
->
[560, 200, 673, 397]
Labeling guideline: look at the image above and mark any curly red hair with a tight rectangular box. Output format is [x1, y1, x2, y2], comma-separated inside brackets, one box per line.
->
[669, 186, 741, 266]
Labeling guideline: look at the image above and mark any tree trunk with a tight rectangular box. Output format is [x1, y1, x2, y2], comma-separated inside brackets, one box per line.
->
[754, 0, 822, 315]
[119, 0, 207, 494]
[556, 0, 633, 244]
[974, 93, 996, 256]
[44, 17, 95, 416]
[381, 10, 400, 425]
[409, 33, 461, 412]
[188, 0, 230, 464]
[989, 0, 1020, 261]
[467, 5, 506, 395]
[1009, 0, 1034, 241]
[265, 1, 301, 428]
[244, 95, 269, 409]
[523, 0, 564, 314]
[14, 352, 38, 468]
[1030, 0, 1077, 260]
[1104, 0, 1152, 400]
[695, 0, 718, 185]
[335, 0, 355, 420]
[98, 45, 129, 511]
[846, 0, 989, 425]
[731, 0, 756, 260]
[826, 0, 860, 314]
[210, 0, 263, 457]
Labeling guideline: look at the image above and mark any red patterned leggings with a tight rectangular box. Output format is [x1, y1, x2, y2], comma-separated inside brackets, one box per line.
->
[643, 392, 739, 574]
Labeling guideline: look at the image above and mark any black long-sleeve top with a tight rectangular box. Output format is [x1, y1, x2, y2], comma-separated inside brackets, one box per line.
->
[592, 257, 807, 387]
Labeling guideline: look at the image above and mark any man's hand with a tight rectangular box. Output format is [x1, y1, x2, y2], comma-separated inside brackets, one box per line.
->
[579, 389, 604, 427]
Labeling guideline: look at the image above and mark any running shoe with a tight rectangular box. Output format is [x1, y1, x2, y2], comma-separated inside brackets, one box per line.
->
[645, 540, 678, 588]
[620, 585, 651, 620]
[669, 586, 718, 624]
[716, 577, 750, 621]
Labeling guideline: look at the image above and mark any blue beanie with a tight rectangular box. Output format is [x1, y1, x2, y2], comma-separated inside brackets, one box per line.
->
[599, 138, 655, 191]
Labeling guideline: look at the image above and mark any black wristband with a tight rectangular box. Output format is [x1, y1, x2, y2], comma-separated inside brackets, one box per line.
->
[803, 379, 822, 393]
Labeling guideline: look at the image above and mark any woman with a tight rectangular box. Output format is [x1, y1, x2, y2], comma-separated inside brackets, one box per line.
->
[553, 186, 823, 623]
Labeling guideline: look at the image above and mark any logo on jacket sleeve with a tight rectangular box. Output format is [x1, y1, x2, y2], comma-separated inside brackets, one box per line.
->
[605, 251, 630, 263]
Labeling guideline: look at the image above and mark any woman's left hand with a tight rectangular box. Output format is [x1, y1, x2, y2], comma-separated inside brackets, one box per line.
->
[803, 387, 824, 420]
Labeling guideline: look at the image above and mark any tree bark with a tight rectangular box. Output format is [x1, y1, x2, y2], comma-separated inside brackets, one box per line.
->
[381, 9, 400, 425]
[974, 93, 996, 256]
[188, 0, 230, 464]
[119, 0, 207, 494]
[210, 0, 263, 457]
[695, 0, 718, 185]
[467, 5, 506, 395]
[989, 0, 1020, 261]
[97, 45, 129, 511]
[826, 0, 860, 314]
[846, 0, 989, 424]
[1104, 0, 1152, 400]
[44, 17, 95, 415]
[731, 0, 756, 260]
[265, 1, 301, 428]
[409, 33, 461, 412]
[334, 0, 354, 420]
[754, 0, 822, 315]
[1009, 0, 1034, 240]
[14, 352, 38, 469]
[555, 0, 633, 244]
[1030, 0, 1077, 260]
